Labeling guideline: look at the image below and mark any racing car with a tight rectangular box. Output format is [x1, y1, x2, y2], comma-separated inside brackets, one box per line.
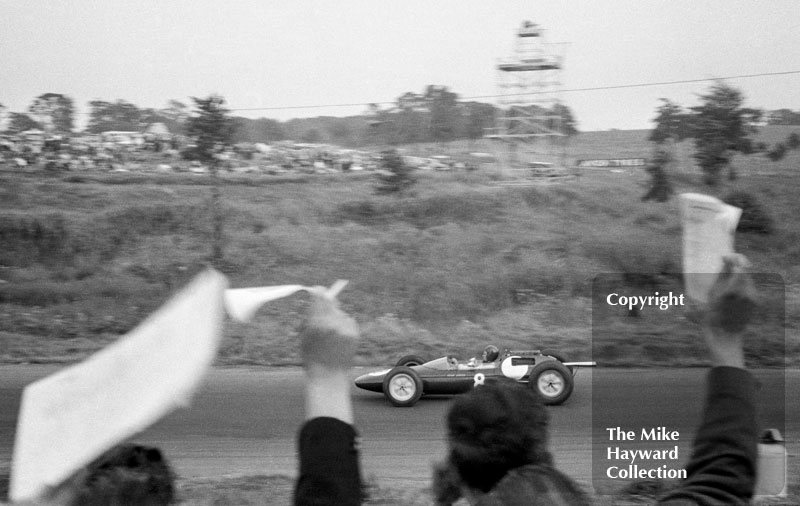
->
[354, 345, 596, 407]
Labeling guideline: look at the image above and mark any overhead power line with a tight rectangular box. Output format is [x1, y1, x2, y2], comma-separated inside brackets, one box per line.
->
[227, 70, 800, 113]
[467, 70, 800, 100]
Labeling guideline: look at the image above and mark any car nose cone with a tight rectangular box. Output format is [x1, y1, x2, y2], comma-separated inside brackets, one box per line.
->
[354, 369, 390, 392]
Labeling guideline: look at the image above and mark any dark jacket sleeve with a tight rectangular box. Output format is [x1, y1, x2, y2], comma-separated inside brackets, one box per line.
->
[657, 367, 758, 506]
[294, 417, 363, 506]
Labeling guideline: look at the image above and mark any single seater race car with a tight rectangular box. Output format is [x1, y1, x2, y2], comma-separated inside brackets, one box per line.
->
[354, 346, 596, 407]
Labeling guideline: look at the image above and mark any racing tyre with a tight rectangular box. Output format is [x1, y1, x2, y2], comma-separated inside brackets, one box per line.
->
[382, 367, 423, 407]
[541, 350, 574, 375]
[528, 361, 573, 405]
[395, 355, 426, 367]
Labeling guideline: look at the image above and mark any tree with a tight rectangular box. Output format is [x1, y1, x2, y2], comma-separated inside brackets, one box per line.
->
[766, 143, 787, 162]
[786, 132, 800, 150]
[185, 94, 235, 162]
[161, 99, 189, 124]
[374, 149, 416, 195]
[649, 99, 691, 144]
[87, 100, 145, 133]
[549, 103, 579, 136]
[185, 94, 235, 265]
[231, 117, 285, 143]
[392, 92, 428, 145]
[6, 112, 41, 134]
[326, 120, 353, 146]
[643, 99, 689, 202]
[690, 82, 761, 185]
[463, 101, 496, 144]
[301, 128, 322, 144]
[425, 85, 460, 143]
[396, 108, 427, 145]
[766, 108, 800, 125]
[641, 149, 674, 202]
[364, 103, 396, 146]
[131, 99, 191, 136]
[28, 93, 75, 134]
[722, 191, 773, 235]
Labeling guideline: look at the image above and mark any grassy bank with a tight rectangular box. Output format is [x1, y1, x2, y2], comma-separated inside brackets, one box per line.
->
[1, 129, 798, 367]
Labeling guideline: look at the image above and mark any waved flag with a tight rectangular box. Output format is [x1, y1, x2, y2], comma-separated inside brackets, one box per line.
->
[224, 284, 307, 322]
[10, 271, 349, 502]
[224, 279, 348, 322]
[11, 269, 228, 501]
[679, 193, 742, 303]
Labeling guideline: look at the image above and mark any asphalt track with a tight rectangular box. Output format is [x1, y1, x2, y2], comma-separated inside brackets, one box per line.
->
[0, 366, 796, 492]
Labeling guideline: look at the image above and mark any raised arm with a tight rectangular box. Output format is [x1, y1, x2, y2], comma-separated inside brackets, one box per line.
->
[300, 284, 359, 423]
[658, 255, 759, 506]
[294, 283, 363, 506]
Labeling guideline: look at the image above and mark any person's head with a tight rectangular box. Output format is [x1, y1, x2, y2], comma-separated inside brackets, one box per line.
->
[446, 378, 551, 494]
[69, 444, 175, 506]
[481, 345, 499, 363]
[441, 379, 589, 505]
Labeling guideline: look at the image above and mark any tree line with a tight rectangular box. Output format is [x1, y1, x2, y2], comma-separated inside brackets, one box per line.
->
[767, 108, 800, 125]
[646, 81, 799, 192]
[643, 78, 798, 238]
[0, 86, 578, 148]
[0, 94, 191, 137]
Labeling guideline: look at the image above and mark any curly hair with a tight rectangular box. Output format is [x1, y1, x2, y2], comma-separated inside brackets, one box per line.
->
[446, 378, 553, 493]
[70, 444, 175, 506]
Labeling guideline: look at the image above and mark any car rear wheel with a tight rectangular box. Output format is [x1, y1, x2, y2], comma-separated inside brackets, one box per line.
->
[395, 355, 426, 367]
[541, 350, 574, 375]
[528, 361, 573, 405]
[382, 367, 423, 407]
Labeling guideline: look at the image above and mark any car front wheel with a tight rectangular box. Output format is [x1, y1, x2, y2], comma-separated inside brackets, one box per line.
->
[528, 361, 574, 405]
[382, 367, 423, 407]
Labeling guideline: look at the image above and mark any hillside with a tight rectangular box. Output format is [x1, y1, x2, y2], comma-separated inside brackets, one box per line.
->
[1, 128, 798, 366]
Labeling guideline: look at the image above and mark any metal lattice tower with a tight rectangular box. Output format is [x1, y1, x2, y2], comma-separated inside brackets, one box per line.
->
[486, 21, 566, 171]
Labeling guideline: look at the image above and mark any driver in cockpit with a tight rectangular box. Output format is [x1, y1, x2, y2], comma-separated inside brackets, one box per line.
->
[467, 345, 500, 367]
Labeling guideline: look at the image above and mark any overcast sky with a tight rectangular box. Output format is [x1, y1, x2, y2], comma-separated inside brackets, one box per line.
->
[2, 0, 799, 131]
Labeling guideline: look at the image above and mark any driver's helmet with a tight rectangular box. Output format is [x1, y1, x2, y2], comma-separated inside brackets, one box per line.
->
[482, 345, 499, 363]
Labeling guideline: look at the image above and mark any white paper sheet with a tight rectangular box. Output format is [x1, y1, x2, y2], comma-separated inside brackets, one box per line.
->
[223, 284, 307, 322]
[10, 274, 349, 501]
[10, 268, 228, 501]
[224, 280, 348, 322]
[679, 193, 742, 303]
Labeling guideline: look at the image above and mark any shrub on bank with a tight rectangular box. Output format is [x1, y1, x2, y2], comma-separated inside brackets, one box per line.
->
[723, 190, 773, 235]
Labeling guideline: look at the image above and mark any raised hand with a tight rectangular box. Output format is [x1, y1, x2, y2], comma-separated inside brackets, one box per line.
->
[300, 281, 359, 371]
[299, 281, 359, 423]
[702, 254, 757, 368]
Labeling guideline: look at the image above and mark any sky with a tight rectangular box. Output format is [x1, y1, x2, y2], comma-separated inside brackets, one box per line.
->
[1, 0, 799, 132]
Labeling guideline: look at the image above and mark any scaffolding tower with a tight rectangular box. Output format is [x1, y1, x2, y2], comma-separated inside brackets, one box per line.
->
[486, 21, 567, 175]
